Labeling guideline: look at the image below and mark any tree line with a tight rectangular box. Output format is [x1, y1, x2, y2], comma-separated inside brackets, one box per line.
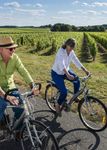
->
[50, 23, 106, 32]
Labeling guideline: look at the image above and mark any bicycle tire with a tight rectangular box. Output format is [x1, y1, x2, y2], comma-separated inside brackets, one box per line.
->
[45, 84, 59, 112]
[20, 119, 59, 150]
[78, 96, 107, 132]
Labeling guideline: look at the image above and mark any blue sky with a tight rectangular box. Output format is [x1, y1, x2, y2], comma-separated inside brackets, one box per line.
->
[0, 0, 107, 26]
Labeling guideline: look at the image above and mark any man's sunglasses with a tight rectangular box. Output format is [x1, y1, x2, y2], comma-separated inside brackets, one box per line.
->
[6, 48, 16, 51]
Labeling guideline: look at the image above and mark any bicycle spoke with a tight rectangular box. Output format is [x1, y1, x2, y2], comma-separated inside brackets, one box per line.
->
[20, 120, 59, 150]
[45, 84, 60, 112]
[79, 96, 107, 131]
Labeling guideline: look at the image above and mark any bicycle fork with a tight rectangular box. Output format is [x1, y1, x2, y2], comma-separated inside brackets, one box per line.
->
[23, 99, 42, 148]
[25, 119, 42, 148]
[84, 92, 96, 116]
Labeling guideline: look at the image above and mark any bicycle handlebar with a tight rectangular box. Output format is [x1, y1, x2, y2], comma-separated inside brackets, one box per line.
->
[34, 83, 42, 91]
[80, 73, 92, 82]
[5, 83, 42, 98]
[26, 82, 42, 97]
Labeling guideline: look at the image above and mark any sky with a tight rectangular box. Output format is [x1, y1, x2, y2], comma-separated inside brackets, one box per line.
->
[0, 0, 107, 26]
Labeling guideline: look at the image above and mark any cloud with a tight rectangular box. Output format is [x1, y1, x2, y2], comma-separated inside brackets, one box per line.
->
[51, 14, 76, 21]
[72, 1, 79, 4]
[82, 2, 94, 7]
[35, 3, 43, 8]
[102, 11, 107, 14]
[15, 8, 46, 16]
[82, 2, 89, 6]
[52, 16, 66, 19]
[4, 2, 46, 16]
[24, 4, 32, 7]
[0, 17, 16, 20]
[31, 9, 46, 16]
[82, 2, 107, 7]
[93, 2, 107, 7]
[76, 9, 98, 15]
[58, 10, 72, 15]
[4, 2, 20, 8]
[3, 1, 46, 17]
[87, 10, 97, 15]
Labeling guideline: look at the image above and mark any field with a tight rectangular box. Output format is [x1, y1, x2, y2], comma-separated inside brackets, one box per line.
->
[0, 28, 107, 104]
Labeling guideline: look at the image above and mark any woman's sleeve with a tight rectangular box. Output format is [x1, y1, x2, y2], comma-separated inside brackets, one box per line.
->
[71, 51, 83, 69]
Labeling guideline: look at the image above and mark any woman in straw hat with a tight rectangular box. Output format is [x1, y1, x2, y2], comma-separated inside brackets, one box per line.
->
[51, 38, 90, 115]
[0, 36, 39, 137]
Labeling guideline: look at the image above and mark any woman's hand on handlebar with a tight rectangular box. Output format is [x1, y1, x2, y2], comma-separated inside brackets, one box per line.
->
[85, 70, 90, 76]
[81, 66, 90, 76]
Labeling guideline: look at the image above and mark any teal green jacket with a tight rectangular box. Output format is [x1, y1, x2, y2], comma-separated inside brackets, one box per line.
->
[0, 53, 33, 91]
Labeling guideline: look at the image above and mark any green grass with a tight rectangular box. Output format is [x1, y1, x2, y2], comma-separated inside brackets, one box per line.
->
[0, 28, 50, 33]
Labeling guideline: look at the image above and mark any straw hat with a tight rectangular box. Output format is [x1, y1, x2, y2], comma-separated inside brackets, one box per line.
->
[0, 36, 18, 48]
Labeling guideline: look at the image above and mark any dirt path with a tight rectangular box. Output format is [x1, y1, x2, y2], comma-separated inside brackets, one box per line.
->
[0, 98, 107, 150]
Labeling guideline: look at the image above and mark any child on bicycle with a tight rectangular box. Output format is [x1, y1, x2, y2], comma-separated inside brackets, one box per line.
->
[51, 38, 90, 115]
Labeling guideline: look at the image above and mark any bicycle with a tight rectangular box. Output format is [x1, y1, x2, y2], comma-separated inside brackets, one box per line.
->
[0, 83, 59, 150]
[45, 74, 107, 132]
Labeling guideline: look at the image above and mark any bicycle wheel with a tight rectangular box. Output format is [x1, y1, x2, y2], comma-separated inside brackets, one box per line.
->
[45, 84, 60, 112]
[20, 120, 59, 150]
[78, 96, 107, 132]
